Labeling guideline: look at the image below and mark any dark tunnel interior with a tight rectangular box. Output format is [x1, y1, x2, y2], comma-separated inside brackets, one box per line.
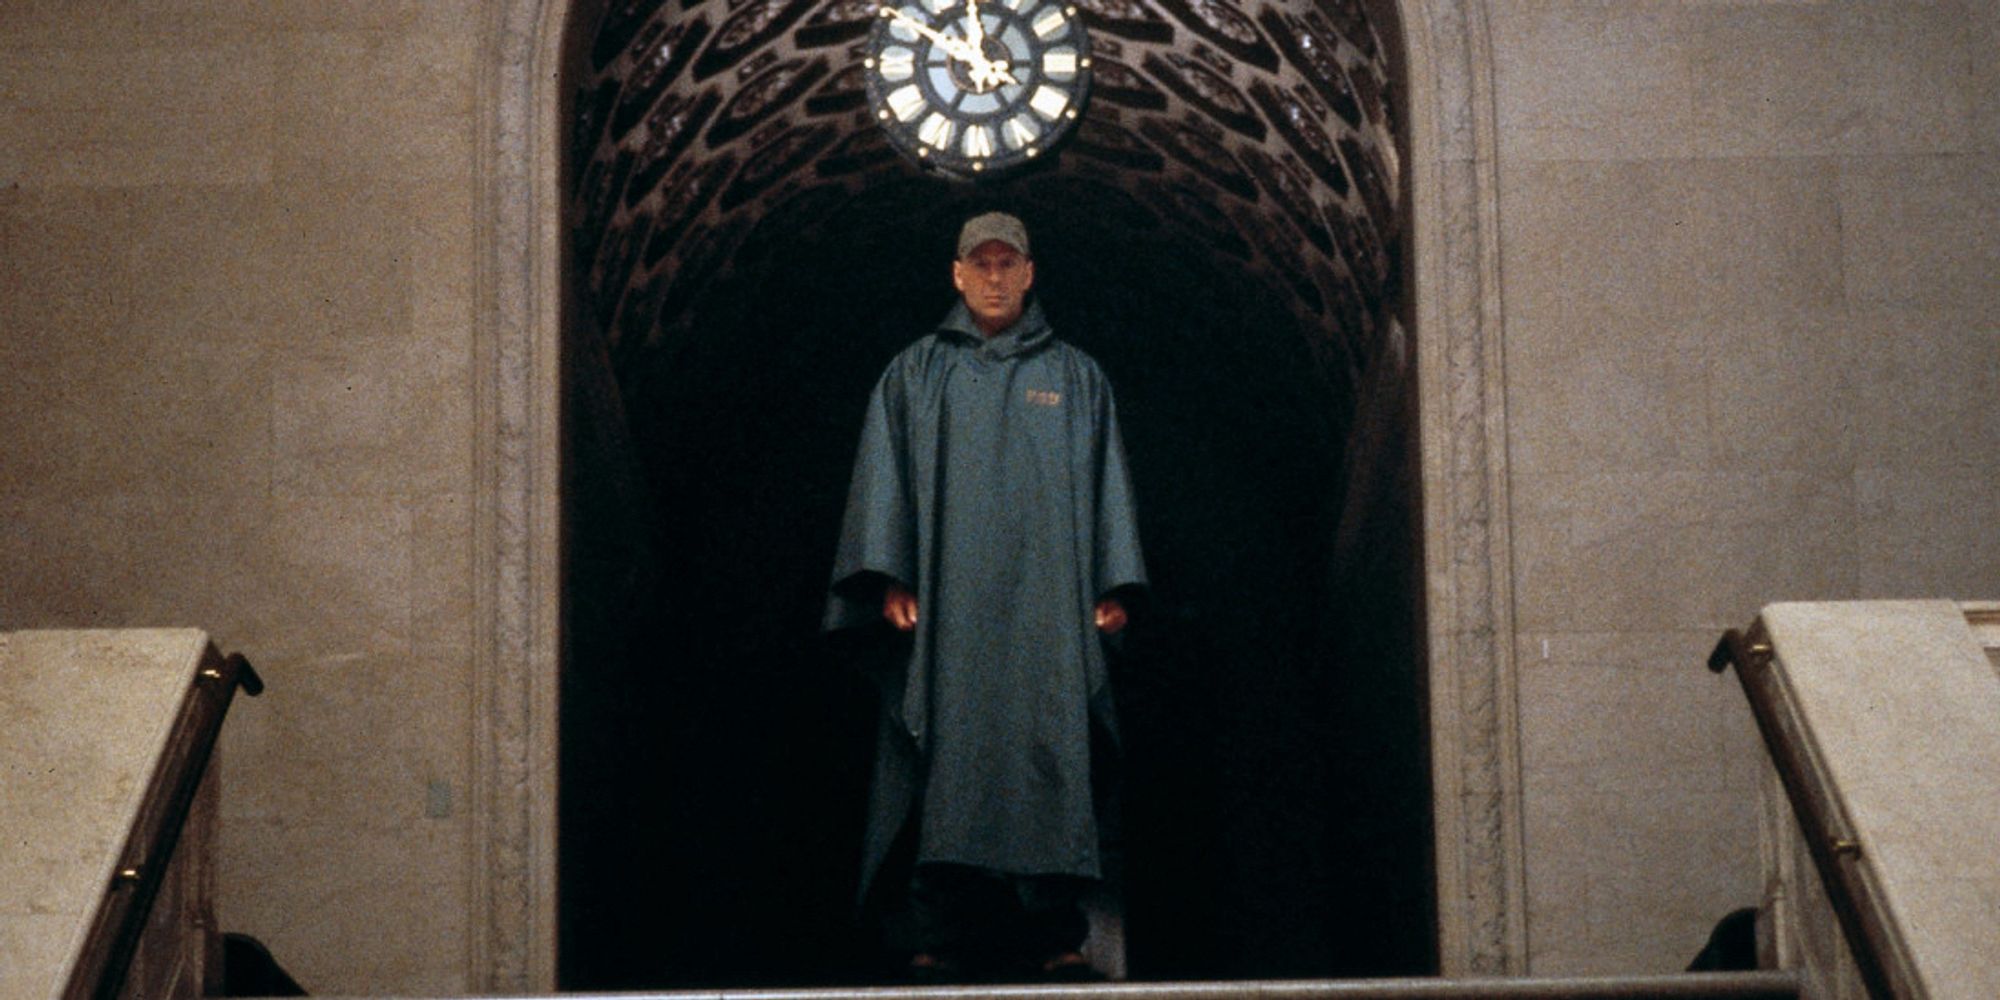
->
[560, 177, 1434, 989]
[558, 0, 1430, 988]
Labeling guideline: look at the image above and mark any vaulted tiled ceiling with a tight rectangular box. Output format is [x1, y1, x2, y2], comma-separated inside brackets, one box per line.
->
[570, 0, 1399, 390]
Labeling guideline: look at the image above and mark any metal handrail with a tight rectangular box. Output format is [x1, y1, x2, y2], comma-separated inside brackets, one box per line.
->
[66, 649, 264, 1000]
[1708, 627, 1917, 1000]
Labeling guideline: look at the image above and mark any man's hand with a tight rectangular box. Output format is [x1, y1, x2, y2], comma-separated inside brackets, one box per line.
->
[883, 581, 918, 631]
[1094, 598, 1128, 635]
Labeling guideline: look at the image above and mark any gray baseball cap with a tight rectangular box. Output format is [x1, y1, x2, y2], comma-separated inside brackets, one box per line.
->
[956, 211, 1031, 259]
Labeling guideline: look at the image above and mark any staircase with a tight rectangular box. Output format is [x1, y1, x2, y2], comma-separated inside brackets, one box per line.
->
[437, 972, 1797, 999]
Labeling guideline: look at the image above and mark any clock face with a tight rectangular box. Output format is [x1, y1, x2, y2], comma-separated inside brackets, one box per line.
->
[864, 0, 1092, 178]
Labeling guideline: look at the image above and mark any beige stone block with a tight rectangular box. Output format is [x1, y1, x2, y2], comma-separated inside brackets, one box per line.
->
[1687, 158, 1844, 318]
[1512, 471, 1857, 632]
[272, 332, 472, 497]
[1856, 466, 2000, 598]
[0, 328, 272, 498]
[1505, 313, 1709, 475]
[0, 45, 275, 187]
[273, 27, 478, 181]
[130, 0, 470, 34]
[1674, 472, 1858, 624]
[1714, 683, 1766, 798]
[1847, 306, 2000, 466]
[110, 495, 280, 646]
[0, 356, 121, 501]
[217, 819, 471, 996]
[0, 2, 119, 43]
[110, 332, 274, 496]
[0, 189, 134, 339]
[259, 181, 417, 340]
[1524, 787, 1761, 976]
[113, 495, 414, 658]
[1504, 157, 1838, 329]
[411, 171, 477, 345]
[1513, 630, 1718, 674]
[1499, 160, 1704, 326]
[1690, 4, 1976, 157]
[217, 650, 472, 831]
[0, 4, 478, 51]
[1517, 638, 1750, 796]
[1513, 474, 1708, 631]
[0, 45, 270, 112]
[1704, 310, 1856, 472]
[0, 494, 270, 646]
[1490, 3, 1694, 162]
[1828, 4, 1980, 156]
[1841, 154, 2000, 308]
[33, 496, 220, 635]
[1494, 2, 1978, 161]
[0, 499, 136, 627]
[0, 115, 21, 187]
[1513, 628, 1772, 801]
[48, 496, 432, 662]
[413, 494, 475, 655]
[256, 496, 416, 655]
[0, 107, 271, 188]
[1976, 3, 2000, 154]
[124, 186, 300, 339]
[1685, 5, 1844, 158]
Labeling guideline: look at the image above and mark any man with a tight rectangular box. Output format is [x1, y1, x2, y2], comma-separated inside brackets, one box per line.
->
[825, 212, 1146, 980]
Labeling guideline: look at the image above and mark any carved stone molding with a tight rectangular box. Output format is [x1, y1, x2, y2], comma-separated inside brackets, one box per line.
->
[1404, 0, 1527, 976]
[473, 0, 1520, 987]
[476, 1, 564, 992]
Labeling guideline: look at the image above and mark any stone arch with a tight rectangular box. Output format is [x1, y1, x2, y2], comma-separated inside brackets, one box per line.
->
[472, 0, 1520, 990]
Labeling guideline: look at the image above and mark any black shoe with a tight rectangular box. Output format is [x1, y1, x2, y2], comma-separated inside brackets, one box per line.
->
[904, 953, 967, 985]
[1037, 951, 1104, 982]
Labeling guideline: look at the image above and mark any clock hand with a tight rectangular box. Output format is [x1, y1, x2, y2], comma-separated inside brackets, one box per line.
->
[957, 0, 1021, 89]
[879, 5, 1016, 91]
[977, 60, 1019, 88]
[878, 6, 981, 63]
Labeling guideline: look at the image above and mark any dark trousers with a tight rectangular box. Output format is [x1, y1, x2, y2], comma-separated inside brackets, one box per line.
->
[888, 862, 1090, 966]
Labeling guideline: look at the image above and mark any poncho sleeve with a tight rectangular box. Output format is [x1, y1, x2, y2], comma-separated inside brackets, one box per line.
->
[1091, 367, 1148, 600]
[824, 358, 919, 631]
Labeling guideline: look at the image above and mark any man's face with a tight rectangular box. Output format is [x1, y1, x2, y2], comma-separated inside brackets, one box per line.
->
[952, 240, 1035, 334]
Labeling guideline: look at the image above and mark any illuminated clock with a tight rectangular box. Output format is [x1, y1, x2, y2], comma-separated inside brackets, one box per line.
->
[863, 0, 1093, 178]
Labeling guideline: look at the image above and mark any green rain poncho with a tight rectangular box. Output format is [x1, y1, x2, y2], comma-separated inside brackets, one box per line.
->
[827, 299, 1147, 899]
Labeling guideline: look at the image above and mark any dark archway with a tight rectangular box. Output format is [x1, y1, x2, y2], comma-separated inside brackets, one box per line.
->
[557, 0, 1430, 989]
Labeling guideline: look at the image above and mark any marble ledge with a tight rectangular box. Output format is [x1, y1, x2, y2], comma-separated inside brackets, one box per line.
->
[0, 629, 215, 1000]
[1758, 600, 2000, 1000]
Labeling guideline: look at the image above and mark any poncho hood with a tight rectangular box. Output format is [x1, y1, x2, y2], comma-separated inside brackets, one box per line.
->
[936, 297, 1054, 359]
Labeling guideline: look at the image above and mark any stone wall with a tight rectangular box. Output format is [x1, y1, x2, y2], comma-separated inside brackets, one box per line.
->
[1488, 0, 2000, 975]
[1, 0, 1995, 992]
[0, 3, 483, 994]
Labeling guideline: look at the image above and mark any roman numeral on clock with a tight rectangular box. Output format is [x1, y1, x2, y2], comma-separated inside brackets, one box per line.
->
[1029, 85, 1069, 120]
[1032, 6, 1066, 38]
[879, 47, 915, 81]
[886, 84, 926, 122]
[918, 112, 956, 149]
[1004, 113, 1041, 149]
